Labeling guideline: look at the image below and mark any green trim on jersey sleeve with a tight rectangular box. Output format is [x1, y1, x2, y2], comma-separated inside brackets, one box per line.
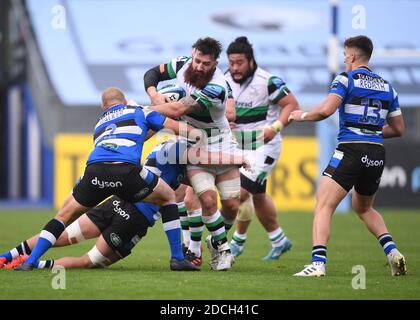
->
[167, 62, 177, 79]
[268, 76, 290, 104]
[191, 92, 215, 110]
[270, 85, 290, 104]
[167, 56, 191, 79]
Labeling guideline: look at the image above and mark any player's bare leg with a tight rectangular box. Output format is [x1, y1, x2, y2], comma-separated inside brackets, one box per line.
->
[217, 167, 241, 229]
[1, 214, 101, 268]
[253, 193, 278, 233]
[230, 193, 252, 257]
[352, 192, 387, 237]
[142, 178, 176, 207]
[54, 235, 120, 268]
[235, 189, 253, 235]
[230, 186, 291, 259]
[188, 169, 235, 271]
[294, 176, 346, 277]
[251, 192, 292, 260]
[312, 176, 347, 245]
[312, 176, 347, 247]
[353, 191, 407, 276]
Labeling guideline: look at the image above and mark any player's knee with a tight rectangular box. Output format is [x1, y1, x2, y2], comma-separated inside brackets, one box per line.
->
[66, 220, 86, 244]
[237, 196, 254, 222]
[184, 190, 199, 210]
[166, 190, 176, 203]
[221, 199, 240, 217]
[87, 245, 111, 268]
[199, 191, 218, 213]
[160, 185, 176, 203]
[352, 200, 370, 215]
[153, 184, 176, 206]
[184, 198, 195, 211]
[175, 185, 187, 203]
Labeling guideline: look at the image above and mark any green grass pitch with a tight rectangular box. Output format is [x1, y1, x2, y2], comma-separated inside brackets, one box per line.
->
[0, 209, 419, 300]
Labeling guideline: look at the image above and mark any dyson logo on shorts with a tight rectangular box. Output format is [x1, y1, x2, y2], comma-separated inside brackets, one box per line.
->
[91, 177, 122, 189]
[113, 200, 130, 220]
[361, 155, 384, 168]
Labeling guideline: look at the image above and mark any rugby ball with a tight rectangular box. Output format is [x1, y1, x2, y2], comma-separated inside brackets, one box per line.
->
[158, 85, 186, 102]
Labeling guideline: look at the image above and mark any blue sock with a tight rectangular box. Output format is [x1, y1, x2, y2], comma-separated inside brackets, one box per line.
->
[165, 228, 184, 261]
[25, 238, 54, 265]
[378, 233, 396, 255]
[160, 204, 184, 261]
[24, 219, 65, 265]
[312, 245, 327, 264]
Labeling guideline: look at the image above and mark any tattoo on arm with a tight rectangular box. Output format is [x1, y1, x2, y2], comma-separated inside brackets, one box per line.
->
[180, 96, 204, 114]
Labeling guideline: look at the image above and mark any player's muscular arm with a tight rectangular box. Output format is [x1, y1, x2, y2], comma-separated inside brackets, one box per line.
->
[151, 96, 204, 119]
[289, 94, 341, 122]
[147, 87, 171, 105]
[144, 64, 172, 105]
[383, 114, 405, 138]
[163, 118, 192, 134]
[179, 96, 205, 114]
[263, 93, 299, 142]
[225, 97, 236, 122]
[277, 93, 299, 127]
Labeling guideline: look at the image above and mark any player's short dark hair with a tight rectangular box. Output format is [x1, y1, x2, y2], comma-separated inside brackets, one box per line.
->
[192, 37, 222, 60]
[344, 35, 374, 60]
[227, 36, 255, 61]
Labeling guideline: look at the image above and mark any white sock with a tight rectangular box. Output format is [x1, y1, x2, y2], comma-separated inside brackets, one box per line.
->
[268, 228, 286, 248]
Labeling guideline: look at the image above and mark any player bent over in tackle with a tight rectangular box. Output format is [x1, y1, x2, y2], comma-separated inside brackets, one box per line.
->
[13, 87, 197, 271]
[0, 196, 198, 271]
[1, 140, 250, 270]
[144, 37, 242, 271]
[289, 35, 407, 277]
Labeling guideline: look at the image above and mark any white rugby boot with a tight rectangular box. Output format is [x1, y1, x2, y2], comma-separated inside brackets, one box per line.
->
[294, 262, 326, 277]
[387, 249, 407, 276]
[215, 250, 235, 271]
[206, 235, 219, 270]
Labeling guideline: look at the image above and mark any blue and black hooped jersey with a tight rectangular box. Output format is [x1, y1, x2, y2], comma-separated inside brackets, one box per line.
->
[329, 66, 401, 145]
[87, 104, 166, 165]
[134, 140, 188, 226]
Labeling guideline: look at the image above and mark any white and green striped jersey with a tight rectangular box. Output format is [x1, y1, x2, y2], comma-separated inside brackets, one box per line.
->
[165, 56, 230, 132]
[226, 67, 290, 130]
[226, 67, 291, 149]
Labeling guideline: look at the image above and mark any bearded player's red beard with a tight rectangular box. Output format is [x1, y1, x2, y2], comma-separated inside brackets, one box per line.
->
[184, 63, 215, 90]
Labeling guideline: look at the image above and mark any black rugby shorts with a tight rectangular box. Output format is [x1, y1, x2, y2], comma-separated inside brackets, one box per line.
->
[323, 143, 385, 196]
